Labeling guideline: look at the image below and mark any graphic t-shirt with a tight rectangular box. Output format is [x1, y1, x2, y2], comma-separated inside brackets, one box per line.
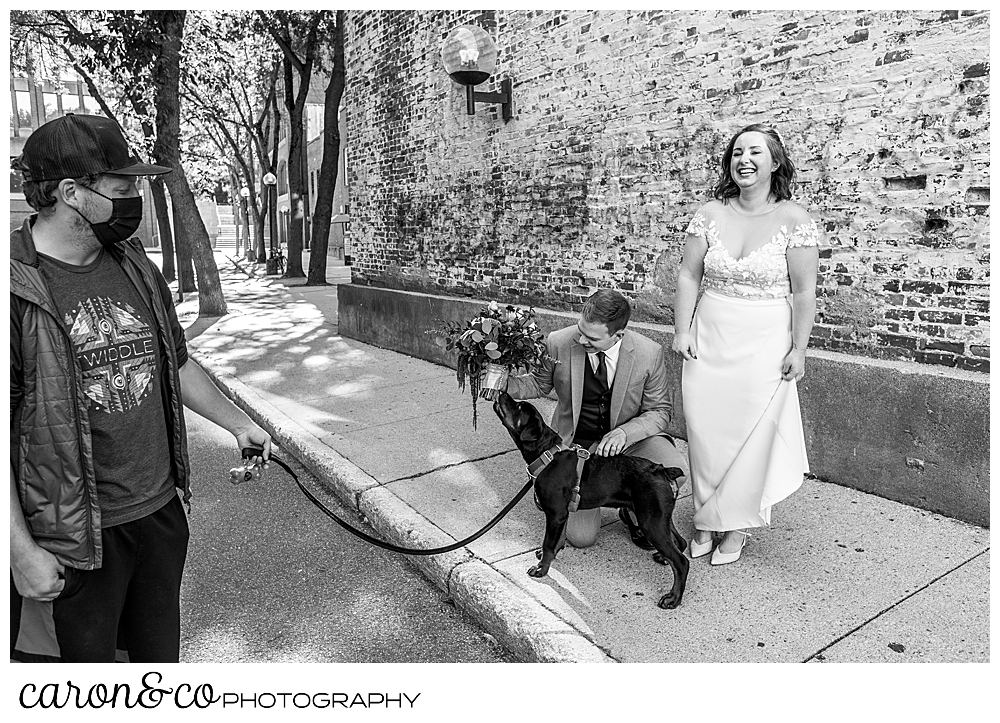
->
[38, 249, 176, 526]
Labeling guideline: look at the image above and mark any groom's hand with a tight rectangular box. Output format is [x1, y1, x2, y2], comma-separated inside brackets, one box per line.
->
[595, 428, 627, 457]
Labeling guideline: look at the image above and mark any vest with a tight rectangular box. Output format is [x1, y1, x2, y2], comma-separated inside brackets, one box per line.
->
[575, 355, 612, 443]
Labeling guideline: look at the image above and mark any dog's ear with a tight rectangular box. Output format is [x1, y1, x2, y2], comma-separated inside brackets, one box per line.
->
[519, 415, 543, 445]
[663, 466, 685, 481]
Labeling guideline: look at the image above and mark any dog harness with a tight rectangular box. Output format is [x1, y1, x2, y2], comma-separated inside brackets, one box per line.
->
[525, 443, 593, 513]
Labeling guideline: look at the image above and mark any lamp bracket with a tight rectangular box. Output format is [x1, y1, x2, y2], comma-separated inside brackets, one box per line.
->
[466, 78, 513, 122]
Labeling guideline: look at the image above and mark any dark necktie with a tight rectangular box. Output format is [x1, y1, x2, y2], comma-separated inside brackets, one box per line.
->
[595, 351, 608, 390]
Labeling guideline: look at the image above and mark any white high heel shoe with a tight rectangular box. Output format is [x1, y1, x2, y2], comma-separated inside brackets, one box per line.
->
[710, 531, 750, 566]
[689, 532, 715, 559]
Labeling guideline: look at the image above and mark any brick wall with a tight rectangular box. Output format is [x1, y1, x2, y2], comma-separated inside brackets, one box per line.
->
[344, 9, 990, 372]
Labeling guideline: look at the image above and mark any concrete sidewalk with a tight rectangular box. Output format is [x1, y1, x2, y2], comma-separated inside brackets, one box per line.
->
[178, 255, 990, 663]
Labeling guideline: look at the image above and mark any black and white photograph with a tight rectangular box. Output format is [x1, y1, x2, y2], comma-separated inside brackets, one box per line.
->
[7, 6, 991, 719]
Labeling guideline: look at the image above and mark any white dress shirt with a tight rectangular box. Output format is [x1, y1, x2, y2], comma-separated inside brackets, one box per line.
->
[588, 337, 622, 386]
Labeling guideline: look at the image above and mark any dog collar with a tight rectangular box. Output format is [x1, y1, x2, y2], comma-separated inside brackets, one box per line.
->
[526, 445, 563, 480]
[526, 444, 592, 514]
[525, 443, 590, 478]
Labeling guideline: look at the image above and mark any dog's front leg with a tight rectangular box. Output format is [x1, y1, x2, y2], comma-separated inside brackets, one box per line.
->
[528, 516, 567, 578]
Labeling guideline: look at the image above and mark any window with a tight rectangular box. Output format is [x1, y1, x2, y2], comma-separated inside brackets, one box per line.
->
[15, 90, 32, 127]
[307, 105, 324, 141]
[277, 162, 288, 195]
[43, 92, 60, 122]
[63, 89, 85, 113]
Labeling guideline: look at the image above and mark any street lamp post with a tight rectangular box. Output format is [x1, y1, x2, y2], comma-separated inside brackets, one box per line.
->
[239, 186, 252, 260]
[262, 171, 278, 273]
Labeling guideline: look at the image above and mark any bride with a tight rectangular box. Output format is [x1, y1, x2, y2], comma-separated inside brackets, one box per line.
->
[671, 123, 821, 566]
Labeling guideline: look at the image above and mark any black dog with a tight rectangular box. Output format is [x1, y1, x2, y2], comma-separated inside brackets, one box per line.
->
[494, 391, 689, 609]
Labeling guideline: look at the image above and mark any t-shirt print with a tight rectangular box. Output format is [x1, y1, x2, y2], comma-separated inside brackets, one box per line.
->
[65, 296, 157, 414]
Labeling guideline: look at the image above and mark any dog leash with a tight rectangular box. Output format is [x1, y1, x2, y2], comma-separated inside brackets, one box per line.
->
[233, 449, 534, 556]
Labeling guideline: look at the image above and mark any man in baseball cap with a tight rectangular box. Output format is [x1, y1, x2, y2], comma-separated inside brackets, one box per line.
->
[10, 114, 271, 663]
[11, 113, 171, 248]
[13, 112, 172, 182]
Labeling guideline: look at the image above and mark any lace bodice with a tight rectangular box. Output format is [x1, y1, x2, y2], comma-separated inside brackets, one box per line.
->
[686, 211, 820, 299]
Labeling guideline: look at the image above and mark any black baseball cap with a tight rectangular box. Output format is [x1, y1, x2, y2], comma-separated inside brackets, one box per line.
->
[11, 113, 171, 182]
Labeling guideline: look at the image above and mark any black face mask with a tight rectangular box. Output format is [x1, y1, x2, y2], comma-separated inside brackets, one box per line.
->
[75, 185, 144, 248]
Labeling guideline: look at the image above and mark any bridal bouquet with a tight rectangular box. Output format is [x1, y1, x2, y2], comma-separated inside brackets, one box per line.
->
[436, 302, 552, 428]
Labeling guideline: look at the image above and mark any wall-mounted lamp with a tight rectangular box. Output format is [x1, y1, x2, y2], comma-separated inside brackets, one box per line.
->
[441, 25, 512, 122]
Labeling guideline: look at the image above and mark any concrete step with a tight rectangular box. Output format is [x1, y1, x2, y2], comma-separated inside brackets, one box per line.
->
[325, 268, 352, 282]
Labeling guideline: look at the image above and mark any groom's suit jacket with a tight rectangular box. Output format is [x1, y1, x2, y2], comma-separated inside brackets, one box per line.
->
[506, 325, 672, 447]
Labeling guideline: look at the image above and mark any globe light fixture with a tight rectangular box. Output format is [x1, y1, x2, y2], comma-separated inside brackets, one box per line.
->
[441, 25, 512, 121]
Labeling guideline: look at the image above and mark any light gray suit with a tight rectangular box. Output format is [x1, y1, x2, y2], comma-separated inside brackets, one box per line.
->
[507, 325, 686, 546]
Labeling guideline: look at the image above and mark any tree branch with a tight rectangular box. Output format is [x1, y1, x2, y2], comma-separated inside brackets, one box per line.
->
[257, 11, 304, 74]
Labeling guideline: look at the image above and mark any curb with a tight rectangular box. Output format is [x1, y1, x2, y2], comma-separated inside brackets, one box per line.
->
[191, 348, 612, 663]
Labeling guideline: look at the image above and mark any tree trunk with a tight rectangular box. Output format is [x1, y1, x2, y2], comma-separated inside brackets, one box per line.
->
[263, 96, 281, 264]
[307, 11, 346, 286]
[226, 167, 242, 254]
[149, 175, 176, 282]
[245, 186, 262, 262]
[172, 197, 197, 293]
[252, 63, 280, 264]
[148, 9, 227, 317]
[267, 182, 278, 262]
[282, 54, 306, 278]
[255, 200, 268, 263]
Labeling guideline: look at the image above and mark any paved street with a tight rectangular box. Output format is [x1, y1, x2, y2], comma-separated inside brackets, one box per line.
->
[179, 407, 516, 663]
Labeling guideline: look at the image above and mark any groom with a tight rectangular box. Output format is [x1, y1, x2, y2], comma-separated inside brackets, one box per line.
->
[504, 289, 686, 548]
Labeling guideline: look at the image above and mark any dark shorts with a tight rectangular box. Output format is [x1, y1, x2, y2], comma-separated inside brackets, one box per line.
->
[11, 494, 189, 663]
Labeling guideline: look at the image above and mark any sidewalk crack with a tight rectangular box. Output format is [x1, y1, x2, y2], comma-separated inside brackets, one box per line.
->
[325, 401, 479, 435]
[387, 449, 519, 483]
[801, 546, 990, 662]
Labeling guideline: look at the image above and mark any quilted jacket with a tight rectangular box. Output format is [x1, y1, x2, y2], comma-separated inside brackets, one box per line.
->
[10, 217, 191, 570]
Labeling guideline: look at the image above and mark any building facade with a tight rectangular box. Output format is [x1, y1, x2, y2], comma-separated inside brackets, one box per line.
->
[343, 9, 990, 372]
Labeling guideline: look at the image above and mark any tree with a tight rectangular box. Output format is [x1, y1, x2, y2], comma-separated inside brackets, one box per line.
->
[146, 9, 227, 315]
[181, 13, 281, 265]
[257, 10, 328, 278]
[306, 10, 347, 286]
[11, 11, 186, 284]
[16, 11, 194, 288]
[11, 10, 228, 315]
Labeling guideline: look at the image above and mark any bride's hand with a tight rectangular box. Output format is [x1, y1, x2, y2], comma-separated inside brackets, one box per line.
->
[672, 332, 696, 361]
[781, 348, 806, 381]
